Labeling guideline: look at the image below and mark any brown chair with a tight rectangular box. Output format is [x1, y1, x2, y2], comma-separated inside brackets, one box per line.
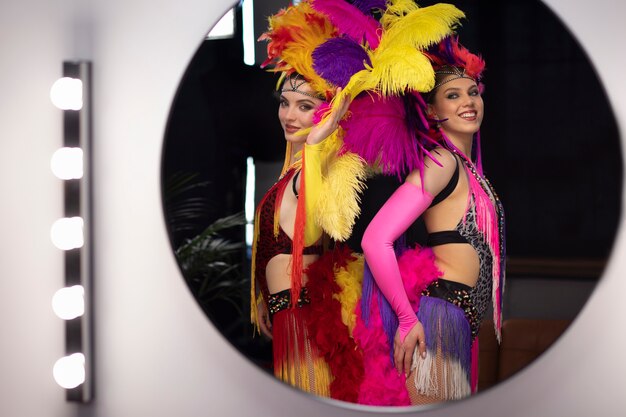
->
[478, 318, 571, 392]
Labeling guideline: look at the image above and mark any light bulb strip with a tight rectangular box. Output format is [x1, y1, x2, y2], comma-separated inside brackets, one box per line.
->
[53, 61, 93, 403]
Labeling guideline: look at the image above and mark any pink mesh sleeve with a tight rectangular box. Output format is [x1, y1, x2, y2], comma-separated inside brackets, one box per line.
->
[361, 181, 434, 341]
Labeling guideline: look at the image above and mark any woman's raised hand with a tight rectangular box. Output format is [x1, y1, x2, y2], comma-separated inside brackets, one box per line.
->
[306, 87, 351, 145]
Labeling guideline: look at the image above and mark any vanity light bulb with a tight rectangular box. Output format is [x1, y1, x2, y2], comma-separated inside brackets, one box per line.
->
[50, 77, 83, 110]
[50, 217, 84, 250]
[53, 353, 86, 389]
[50, 148, 83, 180]
[52, 286, 85, 320]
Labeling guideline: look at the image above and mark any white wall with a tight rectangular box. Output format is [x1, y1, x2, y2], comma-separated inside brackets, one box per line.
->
[0, 1, 624, 416]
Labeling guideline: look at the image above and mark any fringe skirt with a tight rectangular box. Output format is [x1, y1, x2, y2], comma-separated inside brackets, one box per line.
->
[271, 304, 333, 397]
[409, 295, 473, 402]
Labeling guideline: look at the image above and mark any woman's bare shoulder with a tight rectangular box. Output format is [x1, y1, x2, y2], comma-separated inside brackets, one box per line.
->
[405, 147, 457, 194]
[426, 147, 457, 170]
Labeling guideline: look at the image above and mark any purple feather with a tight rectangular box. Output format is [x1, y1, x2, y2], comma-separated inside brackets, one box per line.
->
[312, 37, 370, 88]
[352, 0, 388, 15]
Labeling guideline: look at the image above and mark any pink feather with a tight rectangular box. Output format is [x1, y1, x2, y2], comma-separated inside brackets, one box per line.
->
[353, 299, 411, 405]
[312, 0, 381, 49]
[398, 246, 441, 311]
[340, 94, 419, 178]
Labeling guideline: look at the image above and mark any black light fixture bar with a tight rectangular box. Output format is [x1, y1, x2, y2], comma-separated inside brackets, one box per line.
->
[61, 61, 93, 403]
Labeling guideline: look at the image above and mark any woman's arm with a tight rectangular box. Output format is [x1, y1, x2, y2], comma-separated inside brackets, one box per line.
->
[301, 142, 326, 245]
[361, 150, 457, 373]
[361, 181, 434, 341]
[299, 90, 352, 246]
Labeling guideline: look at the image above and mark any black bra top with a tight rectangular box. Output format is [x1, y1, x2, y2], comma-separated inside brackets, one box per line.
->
[427, 230, 468, 246]
[292, 170, 300, 198]
[427, 155, 468, 246]
[430, 155, 460, 207]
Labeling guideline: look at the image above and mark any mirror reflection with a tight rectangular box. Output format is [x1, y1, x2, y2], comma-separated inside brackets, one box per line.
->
[161, 0, 621, 408]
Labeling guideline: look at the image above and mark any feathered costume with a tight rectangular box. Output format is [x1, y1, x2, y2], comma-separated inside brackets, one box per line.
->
[250, 0, 504, 405]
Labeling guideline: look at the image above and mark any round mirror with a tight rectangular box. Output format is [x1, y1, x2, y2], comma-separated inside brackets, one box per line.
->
[161, 0, 621, 408]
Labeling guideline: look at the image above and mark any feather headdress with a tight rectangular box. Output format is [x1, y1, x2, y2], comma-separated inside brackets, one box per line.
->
[319, 2, 465, 106]
[260, 1, 338, 97]
[426, 35, 486, 81]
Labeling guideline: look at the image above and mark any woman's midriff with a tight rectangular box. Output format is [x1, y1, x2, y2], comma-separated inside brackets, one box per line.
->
[431, 243, 480, 288]
[265, 253, 320, 294]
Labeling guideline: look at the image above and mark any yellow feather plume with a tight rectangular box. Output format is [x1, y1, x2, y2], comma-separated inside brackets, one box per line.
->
[370, 44, 435, 94]
[377, 4, 465, 53]
[315, 151, 367, 241]
[380, 0, 420, 29]
[319, 2, 465, 116]
[334, 255, 364, 335]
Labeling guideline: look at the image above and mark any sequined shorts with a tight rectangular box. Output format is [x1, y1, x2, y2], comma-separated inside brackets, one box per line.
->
[267, 287, 311, 320]
[421, 278, 480, 338]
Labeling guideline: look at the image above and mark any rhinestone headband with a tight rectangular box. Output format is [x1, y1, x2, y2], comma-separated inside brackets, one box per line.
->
[431, 66, 476, 91]
[280, 74, 325, 100]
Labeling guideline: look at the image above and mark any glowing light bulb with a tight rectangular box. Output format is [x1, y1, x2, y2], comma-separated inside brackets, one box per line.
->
[50, 217, 84, 250]
[52, 286, 85, 320]
[50, 147, 83, 180]
[53, 353, 86, 389]
[50, 77, 83, 110]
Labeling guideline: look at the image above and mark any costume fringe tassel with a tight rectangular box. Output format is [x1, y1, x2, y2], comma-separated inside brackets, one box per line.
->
[411, 296, 472, 400]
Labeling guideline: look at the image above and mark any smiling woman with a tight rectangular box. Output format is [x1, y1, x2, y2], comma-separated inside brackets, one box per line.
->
[160, 0, 621, 410]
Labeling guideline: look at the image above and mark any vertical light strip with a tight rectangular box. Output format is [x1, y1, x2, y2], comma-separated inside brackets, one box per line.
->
[50, 61, 93, 403]
[242, 0, 255, 66]
[244, 157, 256, 248]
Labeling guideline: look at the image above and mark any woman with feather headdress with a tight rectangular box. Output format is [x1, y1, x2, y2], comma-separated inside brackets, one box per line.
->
[357, 36, 506, 404]
[249, 0, 364, 398]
